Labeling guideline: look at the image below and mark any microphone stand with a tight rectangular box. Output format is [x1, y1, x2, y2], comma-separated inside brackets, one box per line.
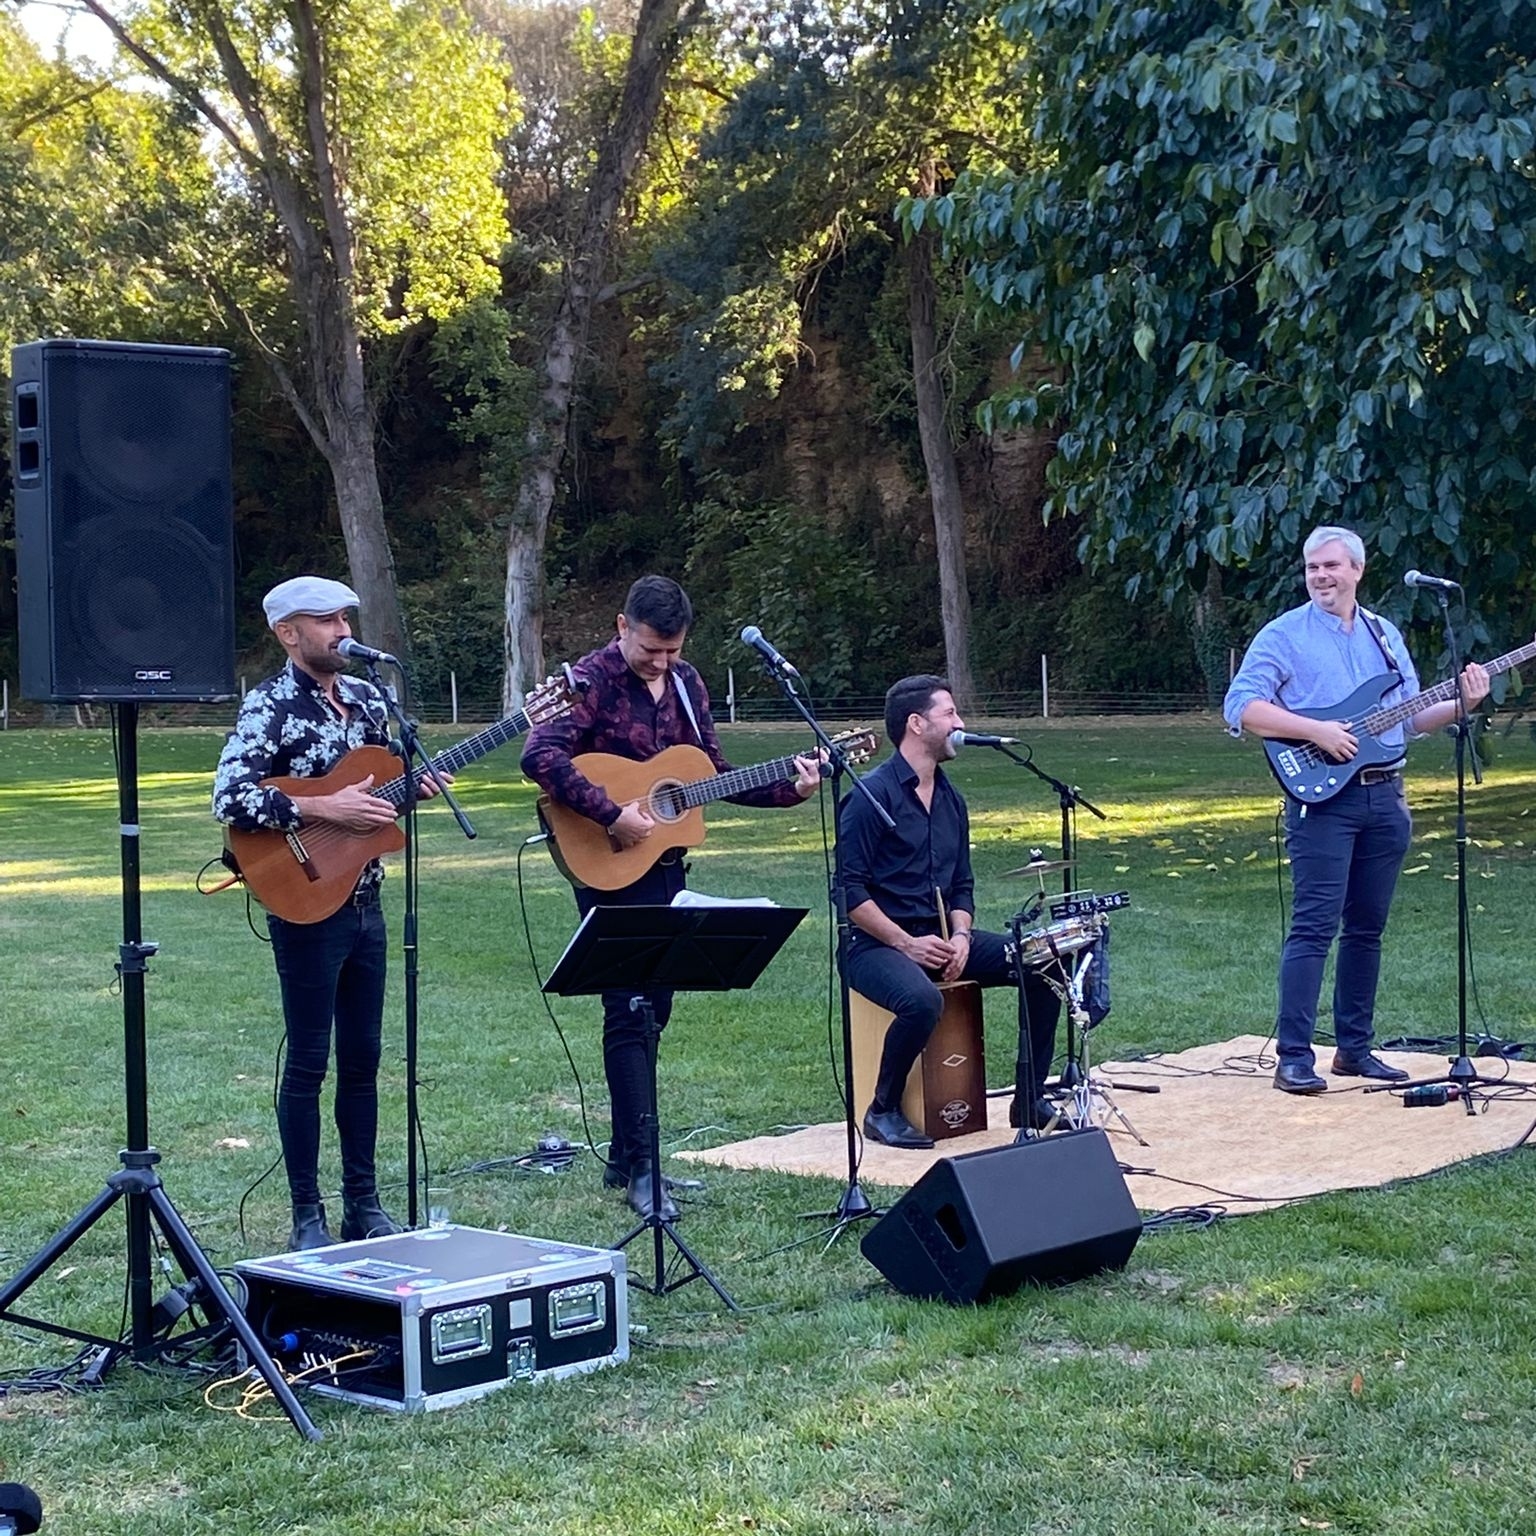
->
[362, 659, 475, 1226]
[752, 660, 894, 1246]
[993, 741, 1106, 1090]
[1377, 594, 1499, 1113]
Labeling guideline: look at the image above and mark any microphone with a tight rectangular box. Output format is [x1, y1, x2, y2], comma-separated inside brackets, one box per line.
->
[336, 636, 400, 666]
[739, 625, 798, 677]
[1403, 569, 1461, 592]
[0, 1483, 43, 1536]
[948, 730, 1020, 749]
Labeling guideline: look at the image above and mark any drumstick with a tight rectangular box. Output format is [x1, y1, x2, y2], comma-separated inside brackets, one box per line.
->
[935, 887, 949, 941]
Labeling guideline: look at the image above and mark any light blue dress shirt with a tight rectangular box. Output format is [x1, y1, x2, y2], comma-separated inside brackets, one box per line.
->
[1223, 600, 1422, 752]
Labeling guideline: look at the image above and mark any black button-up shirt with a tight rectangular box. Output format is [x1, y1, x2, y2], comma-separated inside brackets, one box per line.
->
[839, 751, 974, 934]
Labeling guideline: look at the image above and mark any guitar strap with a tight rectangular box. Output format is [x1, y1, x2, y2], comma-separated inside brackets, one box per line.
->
[1359, 607, 1404, 682]
[671, 667, 705, 747]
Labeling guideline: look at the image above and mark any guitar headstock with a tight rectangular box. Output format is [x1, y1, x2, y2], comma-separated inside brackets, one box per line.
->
[525, 666, 582, 725]
[830, 729, 880, 765]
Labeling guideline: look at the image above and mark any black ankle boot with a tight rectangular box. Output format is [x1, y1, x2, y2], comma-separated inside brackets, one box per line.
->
[288, 1202, 333, 1251]
[340, 1194, 401, 1242]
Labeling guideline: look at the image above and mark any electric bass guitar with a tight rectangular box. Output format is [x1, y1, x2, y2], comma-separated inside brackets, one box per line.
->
[537, 729, 879, 890]
[1262, 640, 1536, 803]
[223, 673, 579, 923]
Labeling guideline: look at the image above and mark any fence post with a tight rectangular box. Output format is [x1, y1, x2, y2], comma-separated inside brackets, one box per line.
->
[2, 678, 7, 729]
[1229, 647, 1237, 681]
[727, 666, 736, 724]
[450, 670, 459, 726]
[1040, 654, 1049, 719]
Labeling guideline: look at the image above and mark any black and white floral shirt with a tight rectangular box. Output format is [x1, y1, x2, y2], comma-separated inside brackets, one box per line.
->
[212, 661, 393, 892]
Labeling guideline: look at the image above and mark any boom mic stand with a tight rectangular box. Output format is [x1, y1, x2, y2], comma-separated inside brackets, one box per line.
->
[359, 660, 475, 1227]
[1376, 594, 1500, 1113]
[994, 741, 1106, 1090]
[0, 705, 320, 1441]
[744, 651, 895, 1247]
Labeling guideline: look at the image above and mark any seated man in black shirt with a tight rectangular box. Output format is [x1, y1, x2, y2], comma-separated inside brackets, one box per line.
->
[840, 675, 1061, 1148]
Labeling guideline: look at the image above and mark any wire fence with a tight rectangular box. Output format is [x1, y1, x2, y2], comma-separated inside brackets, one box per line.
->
[0, 678, 1216, 731]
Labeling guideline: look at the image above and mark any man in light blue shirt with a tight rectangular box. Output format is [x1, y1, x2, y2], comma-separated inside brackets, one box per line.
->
[1224, 527, 1489, 1093]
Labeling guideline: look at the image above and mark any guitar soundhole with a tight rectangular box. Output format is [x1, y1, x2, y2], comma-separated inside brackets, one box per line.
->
[650, 781, 687, 823]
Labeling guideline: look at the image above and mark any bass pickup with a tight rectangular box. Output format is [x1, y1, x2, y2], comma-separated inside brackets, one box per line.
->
[1049, 890, 1130, 920]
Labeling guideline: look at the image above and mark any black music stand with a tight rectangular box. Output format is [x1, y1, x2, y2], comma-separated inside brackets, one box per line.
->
[544, 903, 807, 1310]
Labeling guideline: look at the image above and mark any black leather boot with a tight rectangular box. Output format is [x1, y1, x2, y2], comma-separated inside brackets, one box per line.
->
[288, 1202, 333, 1251]
[340, 1193, 402, 1241]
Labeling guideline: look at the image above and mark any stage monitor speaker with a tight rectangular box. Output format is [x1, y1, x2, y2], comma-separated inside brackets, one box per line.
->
[860, 1128, 1142, 1303]
[10, 337, 236, 703]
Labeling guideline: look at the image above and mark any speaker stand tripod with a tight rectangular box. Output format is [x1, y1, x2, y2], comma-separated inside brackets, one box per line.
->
[0, 705, 319, 1441]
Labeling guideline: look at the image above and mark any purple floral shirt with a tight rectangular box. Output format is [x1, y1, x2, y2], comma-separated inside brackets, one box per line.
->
[520, 639, 803, 826]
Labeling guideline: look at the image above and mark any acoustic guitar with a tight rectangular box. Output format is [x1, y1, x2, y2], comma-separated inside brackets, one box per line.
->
[537, 729, 879, 890]
[1261, 639, 1536, 803]
[223, 673, 578, 923]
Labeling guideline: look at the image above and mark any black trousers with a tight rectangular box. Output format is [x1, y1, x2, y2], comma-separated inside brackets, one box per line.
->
[575, 857, 687, 1177]
[266, 895, 388, 1206]
[843, 928, 1060, 1113]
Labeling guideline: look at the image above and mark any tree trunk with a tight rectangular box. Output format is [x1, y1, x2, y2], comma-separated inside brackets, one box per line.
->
[905, 163, 976, 709]
[79, 0, 410, 665]
[501, 0, 690, 710]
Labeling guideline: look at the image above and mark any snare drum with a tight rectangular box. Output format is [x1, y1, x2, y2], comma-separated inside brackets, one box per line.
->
[1015, 913, 1103, 970]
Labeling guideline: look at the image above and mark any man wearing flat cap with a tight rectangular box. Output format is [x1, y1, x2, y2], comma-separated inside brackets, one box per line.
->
[214, 576, 441, 1250]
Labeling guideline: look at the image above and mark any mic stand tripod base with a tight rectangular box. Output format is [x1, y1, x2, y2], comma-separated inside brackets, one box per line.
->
[1372, 1053, 1492, 1115]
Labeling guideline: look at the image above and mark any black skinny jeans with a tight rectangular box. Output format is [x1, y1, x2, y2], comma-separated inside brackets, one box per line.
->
[575, 857, 687, 1177]
[266, 896, 388, 1206]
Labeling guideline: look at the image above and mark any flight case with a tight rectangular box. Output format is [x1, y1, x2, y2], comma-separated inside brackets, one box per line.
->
[235, 1226, 627, 1412]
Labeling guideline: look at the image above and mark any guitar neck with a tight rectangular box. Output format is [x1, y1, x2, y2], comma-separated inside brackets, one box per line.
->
[679, 753, 803, 810]
[1361, 640, 1536, 737]
[374, 709, 534, 808]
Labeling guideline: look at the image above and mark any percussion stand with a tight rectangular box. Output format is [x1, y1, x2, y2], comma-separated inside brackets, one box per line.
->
[1054, 952, 1148, 1146]
[994, 743, 1107, 1090]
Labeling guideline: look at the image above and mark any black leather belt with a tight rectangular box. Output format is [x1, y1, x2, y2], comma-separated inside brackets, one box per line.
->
[1358, 766, 1403, 786]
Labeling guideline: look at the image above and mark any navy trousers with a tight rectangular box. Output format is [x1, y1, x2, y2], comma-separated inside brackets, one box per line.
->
[266, 894, 388, 1205]
[1278, 776, 1413, 1064]
[575, 857, 687, 1177]
[843, 928, 1061, 1113]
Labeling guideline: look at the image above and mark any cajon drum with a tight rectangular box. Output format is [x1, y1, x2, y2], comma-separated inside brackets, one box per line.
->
[850, 980, 986, 1140]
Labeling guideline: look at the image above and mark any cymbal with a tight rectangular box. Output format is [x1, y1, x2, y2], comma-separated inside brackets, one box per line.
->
[1002, 857, 1077, 877]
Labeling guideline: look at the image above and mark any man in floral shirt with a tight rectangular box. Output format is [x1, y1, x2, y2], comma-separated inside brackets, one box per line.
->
[522, 576, 820, 1220]
[214, 576, 442, 1250]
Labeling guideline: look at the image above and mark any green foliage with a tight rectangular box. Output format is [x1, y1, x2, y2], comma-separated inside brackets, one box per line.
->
[0, 16, 223, 353]
[682, 491, 904, 695]
[927, 0, 1536, 644]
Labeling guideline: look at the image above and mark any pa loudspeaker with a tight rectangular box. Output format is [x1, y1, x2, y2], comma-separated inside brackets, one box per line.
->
[10, 338, 235, 702]
[860, 1128, 1141, 1303]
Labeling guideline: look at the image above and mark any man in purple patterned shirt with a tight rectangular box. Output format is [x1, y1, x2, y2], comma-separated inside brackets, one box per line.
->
[522, 576, 820, 1220]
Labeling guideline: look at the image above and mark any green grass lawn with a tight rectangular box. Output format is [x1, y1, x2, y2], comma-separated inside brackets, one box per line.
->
[2, 716, 1535, 1534]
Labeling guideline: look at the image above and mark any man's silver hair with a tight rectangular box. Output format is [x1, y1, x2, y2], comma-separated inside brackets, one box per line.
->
[1303, 525, 1365, 565]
